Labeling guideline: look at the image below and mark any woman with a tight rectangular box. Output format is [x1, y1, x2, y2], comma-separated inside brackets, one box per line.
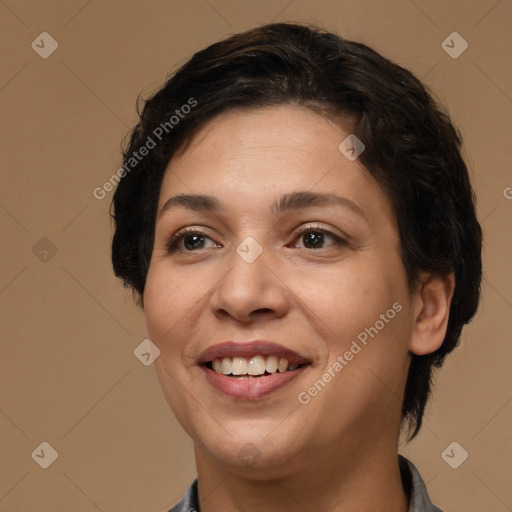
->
[111, 22, 482, 512]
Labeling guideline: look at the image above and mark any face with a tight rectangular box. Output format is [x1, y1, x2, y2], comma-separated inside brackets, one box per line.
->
[143, 105, 418, 476]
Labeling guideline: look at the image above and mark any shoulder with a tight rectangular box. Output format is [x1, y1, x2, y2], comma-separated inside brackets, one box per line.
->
[167, 479, 199, 512]
[399, 455, 443, 512]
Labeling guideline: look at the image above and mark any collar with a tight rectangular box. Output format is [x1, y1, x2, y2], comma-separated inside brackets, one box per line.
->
[399, 455, 443, 511]
[169, 455, 442, 511]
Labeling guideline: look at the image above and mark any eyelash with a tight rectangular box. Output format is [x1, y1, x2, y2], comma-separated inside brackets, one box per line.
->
[166, 224, 347, 253]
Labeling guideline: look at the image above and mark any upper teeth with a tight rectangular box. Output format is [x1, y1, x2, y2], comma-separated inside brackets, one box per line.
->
[211, 355, 301, 376]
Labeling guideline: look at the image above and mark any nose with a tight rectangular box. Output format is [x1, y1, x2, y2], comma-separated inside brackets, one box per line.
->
[210, 243, 290, 323]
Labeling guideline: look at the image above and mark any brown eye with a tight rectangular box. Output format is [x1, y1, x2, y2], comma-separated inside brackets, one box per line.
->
[302, 230, 325, 249]
[291, 226, 347, 250]
[167, 229, 219, 252]
[181, 233, 207, 250]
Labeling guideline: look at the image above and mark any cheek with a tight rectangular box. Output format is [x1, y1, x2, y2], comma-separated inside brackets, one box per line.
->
[300, 252, 411, 372]
[294, 256, 401, 332]
[143, 264, 191, 347]
[143, 261, 222, 361]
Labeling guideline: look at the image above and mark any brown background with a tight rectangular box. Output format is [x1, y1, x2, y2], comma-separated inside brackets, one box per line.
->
[1, 1, 511, 511]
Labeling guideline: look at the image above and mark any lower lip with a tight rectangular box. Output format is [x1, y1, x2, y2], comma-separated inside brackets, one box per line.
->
[202, 365, 309, 400]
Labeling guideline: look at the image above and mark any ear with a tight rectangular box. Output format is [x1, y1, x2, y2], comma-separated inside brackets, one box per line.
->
[409, 272, 455, 356]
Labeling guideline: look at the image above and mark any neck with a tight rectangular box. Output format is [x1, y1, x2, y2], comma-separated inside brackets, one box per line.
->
[194, 440, 409, 512]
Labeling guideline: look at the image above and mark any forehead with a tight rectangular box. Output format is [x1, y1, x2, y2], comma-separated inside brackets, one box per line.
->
[176, 104, 352, 164]
[159, 105, 396, 227]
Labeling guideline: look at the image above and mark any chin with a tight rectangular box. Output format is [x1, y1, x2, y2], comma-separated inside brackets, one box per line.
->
[195, 426, 304, 473]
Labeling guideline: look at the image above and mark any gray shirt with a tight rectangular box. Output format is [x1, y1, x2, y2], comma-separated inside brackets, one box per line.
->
[168, 455, 442, 512]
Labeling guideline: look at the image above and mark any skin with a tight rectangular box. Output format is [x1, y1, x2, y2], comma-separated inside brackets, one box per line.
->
[143, 105, 455, 512]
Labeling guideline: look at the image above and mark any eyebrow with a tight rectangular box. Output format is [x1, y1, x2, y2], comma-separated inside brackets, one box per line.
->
[158, 191, 368, 222]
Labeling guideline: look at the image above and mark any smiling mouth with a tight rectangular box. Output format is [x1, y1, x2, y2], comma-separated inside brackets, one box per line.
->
[204, 355, 310, 378]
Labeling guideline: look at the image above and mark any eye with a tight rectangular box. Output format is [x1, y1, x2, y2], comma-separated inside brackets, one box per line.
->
[166, 228, 221, 252]
[166, 224, 347, 253]
[289, 224, 347, 250]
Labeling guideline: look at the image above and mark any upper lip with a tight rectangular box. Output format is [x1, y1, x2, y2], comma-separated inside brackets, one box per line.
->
[197, 340, 311, 365]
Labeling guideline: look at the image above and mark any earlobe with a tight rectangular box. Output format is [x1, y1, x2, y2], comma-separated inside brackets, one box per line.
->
[409, 272, 455, 356]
